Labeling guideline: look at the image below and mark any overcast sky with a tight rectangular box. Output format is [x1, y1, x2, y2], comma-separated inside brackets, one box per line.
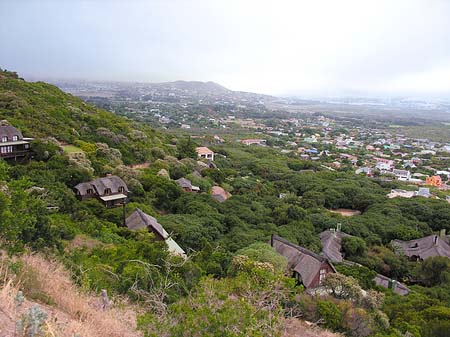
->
[1, 0, 450, 96]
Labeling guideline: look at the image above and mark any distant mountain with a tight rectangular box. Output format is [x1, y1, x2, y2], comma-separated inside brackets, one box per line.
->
[155, 80, 231, 94]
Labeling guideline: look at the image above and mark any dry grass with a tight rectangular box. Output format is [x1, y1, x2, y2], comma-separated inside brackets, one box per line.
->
[283, 318, 343, 337]
[0, 252, 142, 337]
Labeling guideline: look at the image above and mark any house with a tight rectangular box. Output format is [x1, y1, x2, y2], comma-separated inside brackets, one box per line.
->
[0, 120, 31, 160]
[74, 175, 128, 208]
[393, 169, 411, 181]
[425, 175, 442, 187]
[211, 186, 231, 203]
[196, 146, 214, 161]
[320, 229, 410, 295]
[374, 274, 410, 296]
[175, 177, 200, 193]
[320, 229, 351, 263]
[392, 234, 450, 261]
[387, 189, 415, 199]
[270, 235, 336, 289]
[416, 187, 431, 198]
[241, 139, 266, 146]
[126, 208, 186, 258]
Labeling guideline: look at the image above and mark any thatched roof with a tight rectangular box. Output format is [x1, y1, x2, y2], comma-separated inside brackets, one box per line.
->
[320, 230, 351, 263]
[0, 121, 24, 140]
[211, 186, 231, 203]
[74, 175, 128, 197]
[392, 234, 450, 260]
[126, 208, 186, 257]
[271, 235, 336, 288]
[126, 208, 166, 239]
[175, 177, 192, 189]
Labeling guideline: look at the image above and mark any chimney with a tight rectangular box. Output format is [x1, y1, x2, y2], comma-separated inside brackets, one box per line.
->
[440, 229, 446, 239]
[336, 223, 342, 232]
[106, 173, 112, 177]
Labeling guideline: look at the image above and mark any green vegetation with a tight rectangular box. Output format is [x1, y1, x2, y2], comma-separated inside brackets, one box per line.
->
[0, 72, 450, 336]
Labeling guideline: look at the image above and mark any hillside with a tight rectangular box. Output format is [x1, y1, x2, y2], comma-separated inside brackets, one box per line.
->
[155, 80, 230, 94]
[0, 69, 450, 337]
[0, 69, 170, 165]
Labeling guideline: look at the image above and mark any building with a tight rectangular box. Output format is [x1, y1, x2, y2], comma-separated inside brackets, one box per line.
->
[196, 146, 214, 161]
[416, 187, 431, 198]
[387, 189, 415, 199]
[175, 177, 200, 193]
[211, 186, 231, 203]
[126, 208, 186, 257]
[0, 120, 31, 160]
[320, 229, 410, 295]
[392, 234, 450, 261]
[425, 175, 442, 187]
[393, 169, 411, 181]
[320, 229, 351, 263]
[270, 235, 336, 289]
[74, 175, 128, 208]
[241, 139, 266, 146]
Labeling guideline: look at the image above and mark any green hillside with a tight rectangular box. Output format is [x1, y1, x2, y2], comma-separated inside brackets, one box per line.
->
[0, 69, 450, 337]
[0, 69, 170, 165]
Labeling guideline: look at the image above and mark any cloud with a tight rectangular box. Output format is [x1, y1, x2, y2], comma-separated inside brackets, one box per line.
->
[1, 0, 450, 96]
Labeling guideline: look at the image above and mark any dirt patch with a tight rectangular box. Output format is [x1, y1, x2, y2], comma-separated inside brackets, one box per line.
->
[328, 209, 361, 217]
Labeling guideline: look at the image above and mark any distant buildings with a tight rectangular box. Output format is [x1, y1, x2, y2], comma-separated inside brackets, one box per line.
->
[241, 139, 266, 146]
[425, 175, 442, 187]
[196, 146, 214, 161]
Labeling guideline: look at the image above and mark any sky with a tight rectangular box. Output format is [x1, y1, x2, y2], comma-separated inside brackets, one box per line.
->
[1, 0, 450, 97]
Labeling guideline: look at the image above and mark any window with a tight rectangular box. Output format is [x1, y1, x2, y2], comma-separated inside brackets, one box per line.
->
[1, 136, 7, 143]
[87, 188, 94, 195]
[12, 135, 18, 141]
[319, 269, 327, 284]
[118, 186, 125, 193]
[104, 188, 111, 195]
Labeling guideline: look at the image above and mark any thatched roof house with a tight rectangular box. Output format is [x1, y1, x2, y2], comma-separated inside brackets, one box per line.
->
[320, 229, 351, 263]
[270, 235, 336, 289]
[74, 175, 128, 208]
[126, 208, 186, 258]
[392, 234, 450, 261]
[175, 177, 200, 193]
[0, 120, 31, 160]
[211, 186, 231, 203]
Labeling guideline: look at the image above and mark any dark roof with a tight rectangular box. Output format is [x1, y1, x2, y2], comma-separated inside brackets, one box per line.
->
[271, 235, 336, 288]
[0, 121, 24, 141]
[374, 274, 410, 296]
[392, 234, 450, 259]
[175, 177, 192, 189]
[320, 230, 351, 263]
[91, 176, 127, 195]
[74, 175, 128, 197]
[126, 208, 167, 239]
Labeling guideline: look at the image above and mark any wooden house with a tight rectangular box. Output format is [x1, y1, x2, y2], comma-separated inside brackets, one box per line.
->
[126, 208, 186, 258]
[270, 235, 336, 289]
[0, 120, 31, 160]
[74, 175, 128, 208]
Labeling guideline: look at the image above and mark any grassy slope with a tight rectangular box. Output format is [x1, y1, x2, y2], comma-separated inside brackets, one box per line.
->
[0, 72, 170, 164]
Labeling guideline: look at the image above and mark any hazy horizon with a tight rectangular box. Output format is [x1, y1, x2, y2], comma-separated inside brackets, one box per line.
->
[2, 0, 450, 97]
